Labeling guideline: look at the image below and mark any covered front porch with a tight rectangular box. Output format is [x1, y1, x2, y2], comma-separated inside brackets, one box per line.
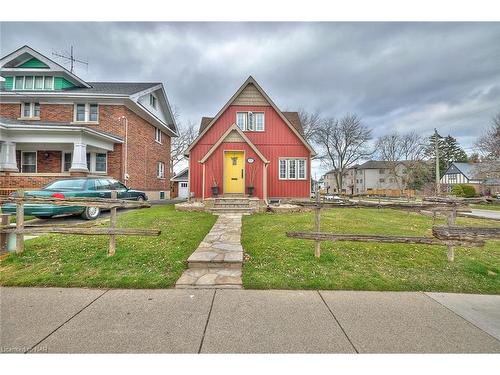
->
[0, 119, 123, 192]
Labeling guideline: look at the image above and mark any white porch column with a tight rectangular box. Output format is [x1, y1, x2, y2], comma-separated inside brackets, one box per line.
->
[69, 142, 89, 172]
[0, 142, 19, 172]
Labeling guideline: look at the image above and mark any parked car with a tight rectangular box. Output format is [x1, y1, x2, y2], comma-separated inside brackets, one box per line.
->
[1, 177, 148, 220]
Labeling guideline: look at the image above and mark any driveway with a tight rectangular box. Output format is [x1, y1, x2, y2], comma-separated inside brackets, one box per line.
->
[461, 209, 500, 221]
[1, 288, 499, 353]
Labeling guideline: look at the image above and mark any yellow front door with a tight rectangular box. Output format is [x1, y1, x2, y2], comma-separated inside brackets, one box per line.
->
[224, 151, 245, 194]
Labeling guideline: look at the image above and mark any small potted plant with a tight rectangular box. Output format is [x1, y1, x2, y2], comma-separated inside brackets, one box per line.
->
[247, 164, 257, 197]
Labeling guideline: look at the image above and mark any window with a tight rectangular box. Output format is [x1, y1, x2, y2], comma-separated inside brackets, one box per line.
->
[236, 112, 246, 130]
[95, 153, 107, 172]
[44, 76, 53, 90]
[149, 94, 157, 109]
[24, 76, 34, 90]
[21, 151, 37, 173]
[14, 76, 24, 90]
[180, 182, 188, 188]
[63, 152, 72, 172]
[236, 112, 265, 131]
[34, 76, 44, 90]
[157, 162, 165, 179]
[155, 128, 162, 143]
[255, 113, 265, 131]
[279, 158, 307, 180]
[379, 178, 385, 183]
[74, 104, 99, 123]
[21, 102, 40, 118]
[89, 104, 98, 122]
[159, 191, 165, 200]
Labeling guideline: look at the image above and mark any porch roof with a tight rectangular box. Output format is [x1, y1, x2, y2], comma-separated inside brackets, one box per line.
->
[199, 123, 269, 164]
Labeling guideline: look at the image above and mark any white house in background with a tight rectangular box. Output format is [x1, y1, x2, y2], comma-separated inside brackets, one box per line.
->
[440, 162, 483, 186]
[171, 167, 189, 199]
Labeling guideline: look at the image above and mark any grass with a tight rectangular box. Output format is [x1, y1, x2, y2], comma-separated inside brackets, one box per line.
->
[0, 205, 216, 288]
[471, 204, 500, 212]
[241, 208, 500, 294]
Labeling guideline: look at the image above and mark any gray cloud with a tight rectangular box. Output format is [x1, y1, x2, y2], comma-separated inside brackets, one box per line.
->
[1, 22, 499, 175]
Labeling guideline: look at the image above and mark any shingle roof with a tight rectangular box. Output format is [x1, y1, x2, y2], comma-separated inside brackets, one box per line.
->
[358, 160, 396, 169]
[63, 82, 160, 95]
[197, 112, 303, 135]
[451, 162, 477, 179]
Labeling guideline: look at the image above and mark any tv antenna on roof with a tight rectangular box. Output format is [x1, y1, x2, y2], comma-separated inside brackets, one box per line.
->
[52, 45, 88, 73]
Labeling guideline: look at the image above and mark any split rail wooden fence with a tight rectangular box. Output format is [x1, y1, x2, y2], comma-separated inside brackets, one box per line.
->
[288, 195, 500, 261]
[0, 190, 160, 256]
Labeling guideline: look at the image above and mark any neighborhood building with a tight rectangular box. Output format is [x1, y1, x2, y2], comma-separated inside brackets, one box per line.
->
[323, 160, 410, 195]
[185, 76, 316, 201]
[170, 167, 189, 199]
[0, 45, 178, 199]
[440, 162, 500, 195]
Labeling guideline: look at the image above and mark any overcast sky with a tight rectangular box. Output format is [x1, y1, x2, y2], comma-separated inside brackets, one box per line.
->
[1, 22, 499, 176]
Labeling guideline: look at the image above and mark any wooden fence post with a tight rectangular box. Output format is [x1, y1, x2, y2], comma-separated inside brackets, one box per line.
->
[1, 214, 9, 253]
[446, 207, 456, 262]
[108, 191, 117, 256]
[314, 190, 321, 258]
[16, 189, 24, 254]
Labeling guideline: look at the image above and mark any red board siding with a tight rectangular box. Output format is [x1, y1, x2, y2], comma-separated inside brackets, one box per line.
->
[190, 104, 311, 199]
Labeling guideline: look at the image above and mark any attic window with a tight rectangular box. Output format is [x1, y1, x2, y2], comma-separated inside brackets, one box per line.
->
[150, 94, 157, 109]
[13, 76, 54, 90]
[236, 112, 265, 131]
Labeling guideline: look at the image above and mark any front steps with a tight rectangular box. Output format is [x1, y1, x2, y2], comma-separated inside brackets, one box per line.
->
[175, 213, 243, 289]
[207, 197, 257, 215]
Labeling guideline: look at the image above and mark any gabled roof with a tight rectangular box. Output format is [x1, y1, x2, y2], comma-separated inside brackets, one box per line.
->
[0, 45, 91, 88]
[199, 124, 269, 164]
[171, 167, 189, 181]
[188, 76, 315, 155]
[445, 162, 478, 180]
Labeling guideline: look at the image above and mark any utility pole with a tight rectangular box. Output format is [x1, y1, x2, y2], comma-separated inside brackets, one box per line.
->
[52, 46, 88, 73]
[434, 128, 440, 196]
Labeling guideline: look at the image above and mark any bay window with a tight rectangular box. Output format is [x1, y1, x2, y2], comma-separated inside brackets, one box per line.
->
[279, 158, 307, 180]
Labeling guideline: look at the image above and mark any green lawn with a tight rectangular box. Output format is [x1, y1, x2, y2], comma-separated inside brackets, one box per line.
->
[0, 205, 216, 288]
[241, 208, 500, 294]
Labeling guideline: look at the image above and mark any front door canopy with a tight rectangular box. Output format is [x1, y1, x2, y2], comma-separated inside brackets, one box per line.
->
[199, 123, 269, 164]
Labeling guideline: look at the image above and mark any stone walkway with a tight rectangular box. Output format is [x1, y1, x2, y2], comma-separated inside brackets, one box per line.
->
[175, 214, 243, 288]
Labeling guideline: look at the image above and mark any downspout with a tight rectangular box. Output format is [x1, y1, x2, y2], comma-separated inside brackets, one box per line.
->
[120, 116, 129, 185]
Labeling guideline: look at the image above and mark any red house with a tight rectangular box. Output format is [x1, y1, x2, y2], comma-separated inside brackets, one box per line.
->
[186, 76, 316, 202]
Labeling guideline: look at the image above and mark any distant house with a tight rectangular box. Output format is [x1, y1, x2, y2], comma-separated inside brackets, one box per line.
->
[323, 160, 409, 195]
[440, 162, 499, 195]
[171, 168, 189, 199]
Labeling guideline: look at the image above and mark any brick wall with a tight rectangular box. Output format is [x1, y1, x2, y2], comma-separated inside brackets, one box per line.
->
[1, 103, 171, 193]
[37, 151, 62, 173]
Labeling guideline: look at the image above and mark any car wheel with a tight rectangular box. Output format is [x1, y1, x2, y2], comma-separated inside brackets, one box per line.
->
[137, 196, 145, 202]
[81, 206, 100, 220]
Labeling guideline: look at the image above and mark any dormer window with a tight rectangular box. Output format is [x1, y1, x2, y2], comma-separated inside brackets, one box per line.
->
[74, 104, 99, 123]
[150, 94, 157, 109]
[12, 76, 54, 90]
[21, 102, 40, 119]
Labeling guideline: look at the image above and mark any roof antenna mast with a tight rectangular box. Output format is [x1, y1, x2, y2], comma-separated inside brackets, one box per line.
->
[52, 45, 88, 73]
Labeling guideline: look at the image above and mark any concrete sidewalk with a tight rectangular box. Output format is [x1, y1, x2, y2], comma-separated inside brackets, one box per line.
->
[1, 287, 499, 353]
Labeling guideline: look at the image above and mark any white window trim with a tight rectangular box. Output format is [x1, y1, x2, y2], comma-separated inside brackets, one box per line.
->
[278, 158, 307, 180]
[94, 152, 108, 173]
[13, 76, 55, 91]
[236, 111, 265, 132]
[155, 128, 162, 144]
[73, 103, 99, 124]
[20, 102, 40, 120]
[61, 152, 73, 172]
[157, 161, 165, 179]
[21, 151, 37, 173]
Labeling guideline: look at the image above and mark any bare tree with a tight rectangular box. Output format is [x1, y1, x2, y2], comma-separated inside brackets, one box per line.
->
[375, 131, 425, 192]
[298, 109, 322, 142]
[313, 114, 372, 192]
[170, 120, 197, 178]
[474, 113, 500, 179]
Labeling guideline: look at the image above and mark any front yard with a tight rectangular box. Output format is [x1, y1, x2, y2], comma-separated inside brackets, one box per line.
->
[241, 208, 500, 294]
[0, 205, 216, 288]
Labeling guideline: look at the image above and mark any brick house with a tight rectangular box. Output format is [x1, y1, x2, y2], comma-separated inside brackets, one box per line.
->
[186, 76, 316, 201]
[0, 45, 177, 199]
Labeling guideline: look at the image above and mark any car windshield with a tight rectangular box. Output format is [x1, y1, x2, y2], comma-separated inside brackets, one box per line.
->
[44, 179, 87, 191]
